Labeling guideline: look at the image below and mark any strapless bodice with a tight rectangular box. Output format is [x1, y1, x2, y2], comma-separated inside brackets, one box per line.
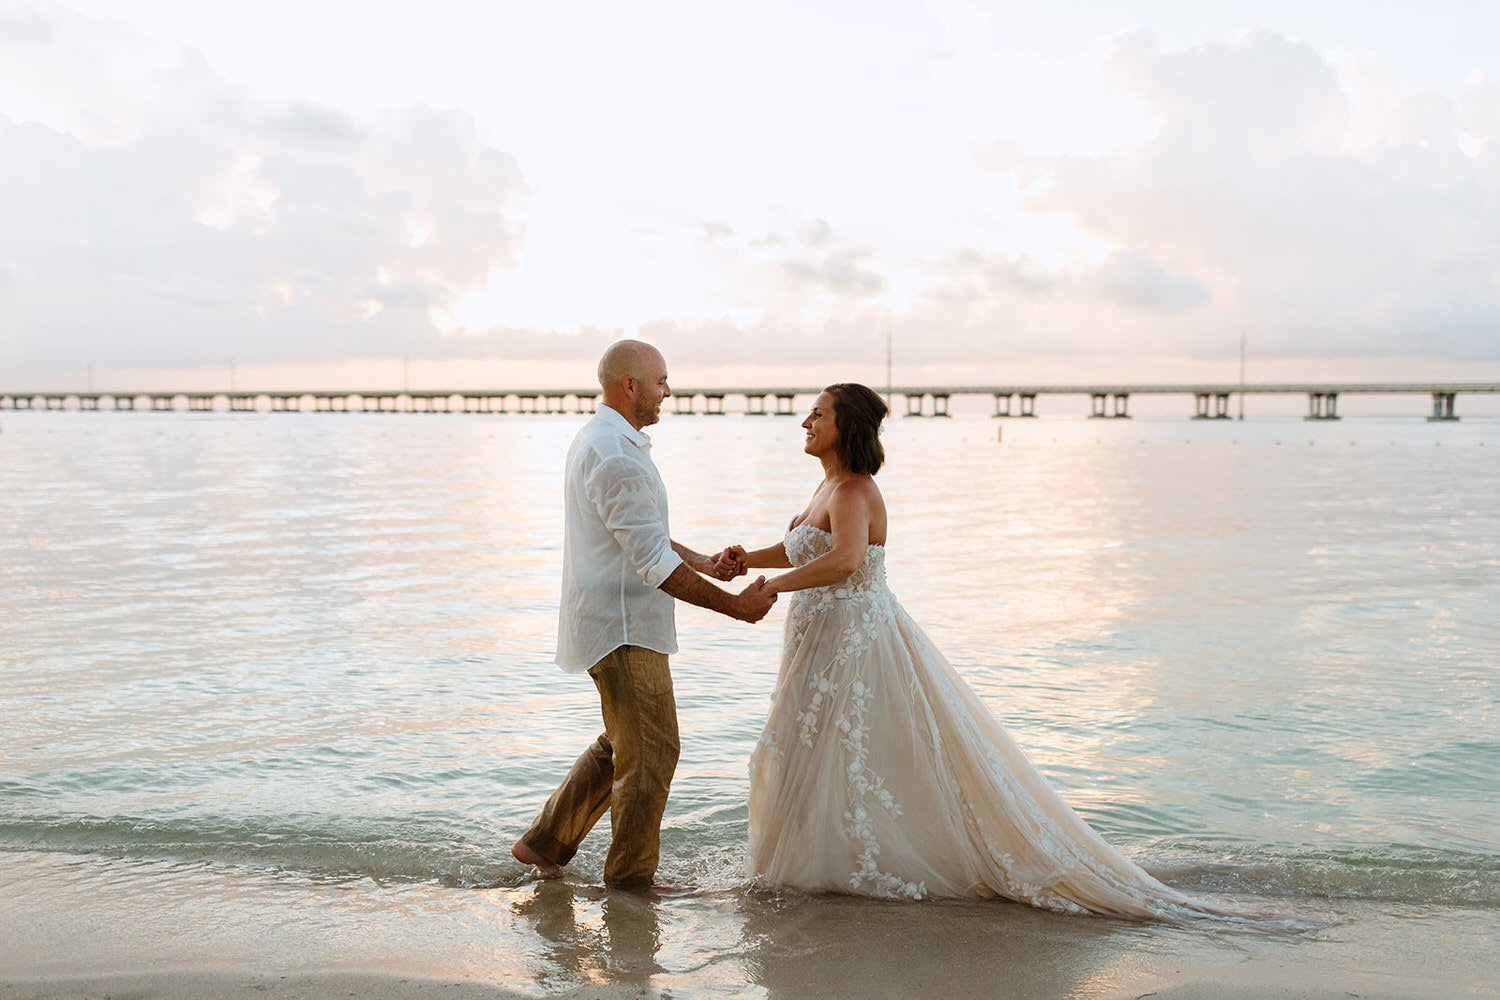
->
[784, 523, 887, 596]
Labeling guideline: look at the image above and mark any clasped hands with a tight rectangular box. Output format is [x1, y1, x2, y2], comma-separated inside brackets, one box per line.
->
[705, 545, 750, 581]
[701, 545, 769, 623]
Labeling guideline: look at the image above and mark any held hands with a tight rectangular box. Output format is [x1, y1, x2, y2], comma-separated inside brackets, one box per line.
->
[707, 545, 749, 580]
[735, 576, 777, 623]
[700, 546, 772, 622]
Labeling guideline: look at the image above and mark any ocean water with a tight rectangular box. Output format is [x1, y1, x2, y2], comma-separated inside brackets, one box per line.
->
[2, 409, 1498, 989]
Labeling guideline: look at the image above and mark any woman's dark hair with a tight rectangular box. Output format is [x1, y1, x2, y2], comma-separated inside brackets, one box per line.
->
[825, 383, 888, 475]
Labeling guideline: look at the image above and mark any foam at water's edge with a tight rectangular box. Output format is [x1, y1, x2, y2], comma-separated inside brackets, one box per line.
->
[3, 815, 1495, 906]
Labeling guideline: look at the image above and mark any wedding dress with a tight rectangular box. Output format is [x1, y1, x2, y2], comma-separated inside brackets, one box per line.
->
[747, 524, 1235, 919]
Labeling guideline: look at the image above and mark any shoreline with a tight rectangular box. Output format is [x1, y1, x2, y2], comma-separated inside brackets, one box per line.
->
[0, 945, 1482, 1000]
[3, 851, 1494, 1000]
[0, 967, 1469, 1000]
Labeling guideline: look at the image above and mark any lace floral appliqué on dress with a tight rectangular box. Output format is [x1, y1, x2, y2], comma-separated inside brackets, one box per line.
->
[747, 524, 1251, 920]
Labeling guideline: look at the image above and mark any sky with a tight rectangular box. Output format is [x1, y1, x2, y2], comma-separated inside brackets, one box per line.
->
[2, 0, 1498, 390]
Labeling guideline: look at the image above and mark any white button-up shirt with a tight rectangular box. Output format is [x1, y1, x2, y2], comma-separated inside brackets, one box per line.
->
[555, 404, 684, 672]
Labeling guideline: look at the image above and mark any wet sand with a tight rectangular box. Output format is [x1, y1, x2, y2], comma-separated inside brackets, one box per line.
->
[2, 851, 1492, 999]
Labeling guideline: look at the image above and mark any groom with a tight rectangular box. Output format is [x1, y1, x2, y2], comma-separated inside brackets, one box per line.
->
[511, 339, 776, 889]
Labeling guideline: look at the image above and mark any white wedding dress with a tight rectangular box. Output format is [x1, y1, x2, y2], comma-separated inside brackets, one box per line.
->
[747, 524, 1235, 920]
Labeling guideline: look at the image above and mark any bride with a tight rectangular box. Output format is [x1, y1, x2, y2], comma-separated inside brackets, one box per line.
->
[717, 383, 1243, 920]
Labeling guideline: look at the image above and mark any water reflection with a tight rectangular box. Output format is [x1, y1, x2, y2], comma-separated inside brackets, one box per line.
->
[510, 881, 664, 987]
[733, 890, 1161, 1000]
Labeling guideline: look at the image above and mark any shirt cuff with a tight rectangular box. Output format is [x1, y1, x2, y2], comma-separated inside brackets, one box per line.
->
[640, 547, 685, 589]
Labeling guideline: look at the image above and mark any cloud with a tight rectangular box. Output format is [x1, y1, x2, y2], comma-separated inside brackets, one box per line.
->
[690, 215, 890, 322]
[671, 29, 1499, 371]
[0, 3, 526, 371]
[965, 29, 1500, 363]
[1087, 250, 1211, 313]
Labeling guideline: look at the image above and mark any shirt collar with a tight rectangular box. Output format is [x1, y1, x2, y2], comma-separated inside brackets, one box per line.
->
[596, 403, 651, 448]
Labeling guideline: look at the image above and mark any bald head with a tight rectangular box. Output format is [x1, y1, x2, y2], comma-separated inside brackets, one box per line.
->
[597, 339, 663, 389]
[598, 339, 670, 429]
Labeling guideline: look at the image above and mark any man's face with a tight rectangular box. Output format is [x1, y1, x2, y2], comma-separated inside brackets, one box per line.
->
[632, 351, 671, 427]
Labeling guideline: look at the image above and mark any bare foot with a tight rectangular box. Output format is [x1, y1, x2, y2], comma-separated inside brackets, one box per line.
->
[511, 839, 564, 879]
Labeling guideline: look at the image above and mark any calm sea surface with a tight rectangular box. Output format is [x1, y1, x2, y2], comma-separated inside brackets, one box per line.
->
[2, 410, 1497, 942]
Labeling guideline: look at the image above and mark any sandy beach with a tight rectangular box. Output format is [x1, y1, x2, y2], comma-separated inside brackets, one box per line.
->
[2, 850, 1493, 1000]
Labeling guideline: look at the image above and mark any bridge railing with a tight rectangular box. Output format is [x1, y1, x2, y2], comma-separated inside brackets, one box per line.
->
[2, 384, 1496, 421]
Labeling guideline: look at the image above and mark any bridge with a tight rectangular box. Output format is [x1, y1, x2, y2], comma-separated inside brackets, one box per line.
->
[2, 383, 1496, 421]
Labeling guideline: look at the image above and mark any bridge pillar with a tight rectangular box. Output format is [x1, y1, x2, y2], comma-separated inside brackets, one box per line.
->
[1305, 392, 1340, 420]
[905, 393, 925, 417]
[675, 394, 695, 415]
[1428, 392, 1459, 422]
[992, 393, 1013, 417]
[704, 393, 725, 415]
[932, 393, 950, 417]
[576, 393, 597, 413]
[1193, 393, 1232, 419]
[747, 394, 767, 416]
[150, 395, 174, 412]
[1019, 393, 1037, 417]
[1089, 393, 1130, 418]
[188, 395, 213, 412]
[80, 395, 100, 411]
[775, 393, 795, 415]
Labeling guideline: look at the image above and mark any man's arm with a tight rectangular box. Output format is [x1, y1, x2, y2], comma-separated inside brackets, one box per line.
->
[586, 457, 685, 588]
[659, 563, 777, 623]
[585, 456, 774, 621]
[671, 540, 713, 575]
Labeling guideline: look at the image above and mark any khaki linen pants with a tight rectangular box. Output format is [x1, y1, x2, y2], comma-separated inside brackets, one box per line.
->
[520, 645, 680, 887]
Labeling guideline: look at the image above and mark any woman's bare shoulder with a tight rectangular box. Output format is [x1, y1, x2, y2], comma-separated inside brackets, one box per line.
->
[831, 475, 883, 512]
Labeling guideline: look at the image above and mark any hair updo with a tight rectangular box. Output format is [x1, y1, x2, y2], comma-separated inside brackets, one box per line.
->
[825, 383, 888, 475]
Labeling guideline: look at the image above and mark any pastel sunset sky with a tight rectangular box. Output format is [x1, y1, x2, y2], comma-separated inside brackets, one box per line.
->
[3, 0, 1498, 390]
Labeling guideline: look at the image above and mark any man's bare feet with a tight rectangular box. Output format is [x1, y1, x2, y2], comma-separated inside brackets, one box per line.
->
[511, 838, 565, 879]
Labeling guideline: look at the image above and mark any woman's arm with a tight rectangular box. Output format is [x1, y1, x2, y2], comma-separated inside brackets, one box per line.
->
[708, 540, 790, 578]
[736, 541, 792, 569]
[764, 483, 871, 595]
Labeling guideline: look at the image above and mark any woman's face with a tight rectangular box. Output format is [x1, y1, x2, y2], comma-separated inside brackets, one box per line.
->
[802, 391, 839, 459]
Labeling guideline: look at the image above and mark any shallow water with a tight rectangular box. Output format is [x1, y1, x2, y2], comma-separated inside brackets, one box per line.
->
[2, 411, 1498, 923]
